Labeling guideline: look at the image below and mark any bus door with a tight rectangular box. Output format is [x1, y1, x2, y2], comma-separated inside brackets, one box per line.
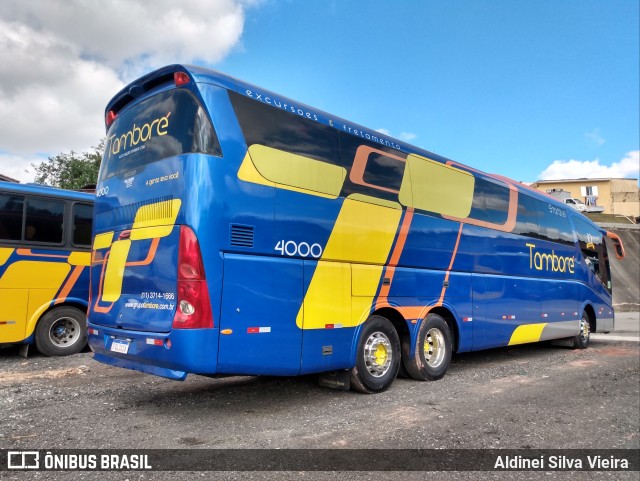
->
[217, 254, 304, 375]
[472, 274, 541, 349]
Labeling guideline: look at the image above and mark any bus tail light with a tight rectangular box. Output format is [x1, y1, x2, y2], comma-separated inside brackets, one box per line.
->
[172, 226, 213, 329]
[174, 72, 191, 87]
[106, 110, 117, 128]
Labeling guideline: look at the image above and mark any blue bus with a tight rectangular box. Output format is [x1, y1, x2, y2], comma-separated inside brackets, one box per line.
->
[1, 181, 93, 356]
[87, 65, 625, 393]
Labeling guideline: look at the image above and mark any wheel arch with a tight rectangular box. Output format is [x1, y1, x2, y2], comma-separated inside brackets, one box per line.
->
[26, 299, 88, 339]
[582, 303, 596, 333]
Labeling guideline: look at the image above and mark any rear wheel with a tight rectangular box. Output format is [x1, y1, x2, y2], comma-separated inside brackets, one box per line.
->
[35, 306, 87, 356]
[350, 316, 401, 393]
[403, 313, 452, 381]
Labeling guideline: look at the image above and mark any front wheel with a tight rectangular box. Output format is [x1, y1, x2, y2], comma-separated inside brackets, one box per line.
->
[403, 313, 453, 381]
[350, 316, 401, 394]
[573, 315, 590, 349]
[35, 306, 87, 356]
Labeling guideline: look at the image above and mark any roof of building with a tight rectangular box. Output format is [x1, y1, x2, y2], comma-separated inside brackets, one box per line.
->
[533, 178, 638, 184]
[0, 174, 20, 183]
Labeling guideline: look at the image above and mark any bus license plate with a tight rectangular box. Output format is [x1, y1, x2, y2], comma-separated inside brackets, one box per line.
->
[110, 339, 130, 354]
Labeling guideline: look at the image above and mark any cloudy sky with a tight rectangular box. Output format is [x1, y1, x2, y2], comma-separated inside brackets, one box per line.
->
[1, 0, 638, 183]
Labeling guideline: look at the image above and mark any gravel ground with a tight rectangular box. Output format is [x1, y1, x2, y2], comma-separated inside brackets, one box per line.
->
[0, 313, 638, 480]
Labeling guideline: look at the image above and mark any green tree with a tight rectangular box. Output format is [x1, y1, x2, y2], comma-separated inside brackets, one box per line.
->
[32, 139, 104, 190]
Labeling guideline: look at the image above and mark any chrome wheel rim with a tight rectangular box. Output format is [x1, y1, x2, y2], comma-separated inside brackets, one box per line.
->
[579, 317, 590, 344]
[424, 328, 446, 368]
[364, 332, 393, 377]
[49, 317, 81, 348]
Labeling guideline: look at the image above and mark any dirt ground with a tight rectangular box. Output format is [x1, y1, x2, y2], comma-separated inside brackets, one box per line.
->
[0, 313, 638, 480]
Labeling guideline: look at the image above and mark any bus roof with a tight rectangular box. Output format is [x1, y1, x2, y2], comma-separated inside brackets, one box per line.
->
[0, 180, 94, 202]
[105, 64, 601, 231]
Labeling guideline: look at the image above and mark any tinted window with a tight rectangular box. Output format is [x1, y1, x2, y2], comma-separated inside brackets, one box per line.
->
[73, 203, 93, 246]
[230, 92, 341, 166]
[542, 204, 574, 245]
[25, 198, 64, 244]
[100, 89, 221, 181]
[573, 216, 610, 291]
[513, 194, 543, 238]
[468, 178, 510, 224]
[0, 194, 24, 241]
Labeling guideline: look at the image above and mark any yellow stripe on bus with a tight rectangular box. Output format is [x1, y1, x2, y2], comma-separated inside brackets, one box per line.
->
[297, 196, 402, 329]
[0, 247, 14, 266]
[508, 323, 548, 345]
[102, 240, 131, 303]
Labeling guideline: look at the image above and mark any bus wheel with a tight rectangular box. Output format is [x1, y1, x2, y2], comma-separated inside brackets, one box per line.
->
[573, 314, 590, 349]
[403, 313, 452, 381]
[35, 307, 87, 356]
[350, 316, 400, 393]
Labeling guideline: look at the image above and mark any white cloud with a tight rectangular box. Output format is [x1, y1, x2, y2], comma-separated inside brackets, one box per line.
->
[0, 153, 46, 183]
[585, 128, 605, 147]
[0, 0, 256, 182]
[539, 151, 640, 180]
[399, 132, 417, 142]
[376, 128, 418, 144]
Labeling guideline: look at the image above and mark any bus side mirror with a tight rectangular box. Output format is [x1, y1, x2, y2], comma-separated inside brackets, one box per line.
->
[606, 231, 625, 259]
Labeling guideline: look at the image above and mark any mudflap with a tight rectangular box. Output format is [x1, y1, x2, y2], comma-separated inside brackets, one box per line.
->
[318, 370, 351, 391]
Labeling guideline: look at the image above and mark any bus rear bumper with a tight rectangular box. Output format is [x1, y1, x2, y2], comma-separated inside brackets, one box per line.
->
[88, 324, 219, 380]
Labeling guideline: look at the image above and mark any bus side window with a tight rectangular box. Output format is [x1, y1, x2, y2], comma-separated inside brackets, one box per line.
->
[25, 198, 65, 244]
[72, 203, 93, 247]
[0, 193, 24, 241]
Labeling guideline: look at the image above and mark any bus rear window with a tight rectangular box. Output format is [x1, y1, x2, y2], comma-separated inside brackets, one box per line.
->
[99, 89, 221, 181]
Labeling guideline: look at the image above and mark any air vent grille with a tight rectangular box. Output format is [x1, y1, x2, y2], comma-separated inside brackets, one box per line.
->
[230, 224, 254, 248]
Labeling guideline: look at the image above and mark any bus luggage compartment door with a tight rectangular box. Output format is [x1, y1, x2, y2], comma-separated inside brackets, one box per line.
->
[217, 254, 303, 375]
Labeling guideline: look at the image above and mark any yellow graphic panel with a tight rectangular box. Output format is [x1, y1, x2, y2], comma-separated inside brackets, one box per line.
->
[246, 144, 346, 198]
[0, 247, 14, 266]
[352, 264, 386, 297]
[399, 154, 475, 218]
[0, 289, 28, 343]
[323, 197, 402, 264]
[68, 251, 91, 266]
[93, 232, 114, 250]
[297, 197, 402, 329]
[102, 240, 131, 302]
[297, 262, 351, 329]
[509, 323, 547, 345]
[131, 199, 182, 239]
[0, 261, 70, 290]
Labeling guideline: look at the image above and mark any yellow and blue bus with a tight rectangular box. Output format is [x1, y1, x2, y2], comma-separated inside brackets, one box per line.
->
[0, 181, 93, 356]
[87, 65, 626, 393]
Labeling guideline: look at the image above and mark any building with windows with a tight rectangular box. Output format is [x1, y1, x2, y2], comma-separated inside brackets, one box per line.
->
[531, 178, 640, 218]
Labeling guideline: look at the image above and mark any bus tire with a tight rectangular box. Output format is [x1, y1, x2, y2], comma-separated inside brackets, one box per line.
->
[35, 306, 87, 357]
[403, 313, 452, 381]
[572, 314, 590, 350]
[350, 316, 400, 394]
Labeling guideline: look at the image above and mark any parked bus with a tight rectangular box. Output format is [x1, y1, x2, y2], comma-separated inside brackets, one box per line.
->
[87, 65, 625, 393]
[0, 181, 93, 356]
